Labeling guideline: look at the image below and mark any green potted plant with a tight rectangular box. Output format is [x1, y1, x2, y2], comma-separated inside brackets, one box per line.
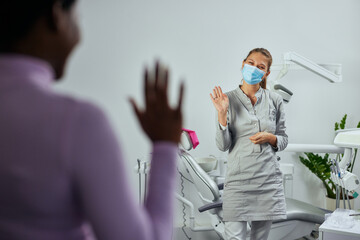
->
[299, 114, 360, 210]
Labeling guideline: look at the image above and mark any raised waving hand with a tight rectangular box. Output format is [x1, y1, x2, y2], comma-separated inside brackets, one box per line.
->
[210, 86, 229, 114]
[210, 86, 229, 126]
[130, 61, 184, 143]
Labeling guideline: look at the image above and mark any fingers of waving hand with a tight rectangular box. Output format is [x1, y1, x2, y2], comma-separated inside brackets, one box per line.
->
[210, 93, 228, 107]
[145, 62, 169, 108]
[130, 61, 184, 143]
[211, 86, 223, 99]
[177, 81, 184, 113]
[212, 87, 219, 99]
[210, 86, 229, 113]
[155, 62, 169, 105]
[210, 86, 226, 102]
[215, 86, 224, 98]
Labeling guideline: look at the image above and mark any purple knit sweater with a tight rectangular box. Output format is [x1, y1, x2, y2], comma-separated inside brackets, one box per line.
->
[0, 54, 177, 240]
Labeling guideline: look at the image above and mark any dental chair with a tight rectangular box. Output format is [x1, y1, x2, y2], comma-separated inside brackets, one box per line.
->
[176, 131, 330, 240]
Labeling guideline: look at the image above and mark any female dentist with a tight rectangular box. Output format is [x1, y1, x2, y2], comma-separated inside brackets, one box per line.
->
[210, 48, 288, 240]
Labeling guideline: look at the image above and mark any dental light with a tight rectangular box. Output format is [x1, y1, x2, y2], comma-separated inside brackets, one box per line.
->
[269, 52, 342, 103]
[283, 52, 342, 83]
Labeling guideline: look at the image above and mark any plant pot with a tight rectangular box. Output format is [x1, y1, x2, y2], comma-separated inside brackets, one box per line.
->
[325, 196, 355, 211]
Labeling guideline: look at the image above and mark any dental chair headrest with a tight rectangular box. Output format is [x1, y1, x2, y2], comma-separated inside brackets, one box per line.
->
[180, 129, 199, 150]
[180, 131, 193, 151]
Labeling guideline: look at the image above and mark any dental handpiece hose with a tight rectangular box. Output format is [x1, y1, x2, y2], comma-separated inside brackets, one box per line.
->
[334, 162, 341, 209]
[342, 185, 346, 209]
[335, 160, 347, 209]
[335, 160, 341, 178]
[331, 163, 340, 208]
[346, 190, 351, 209]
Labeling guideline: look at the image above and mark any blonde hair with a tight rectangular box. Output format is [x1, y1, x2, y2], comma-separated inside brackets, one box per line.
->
[244, 48, 272, 89]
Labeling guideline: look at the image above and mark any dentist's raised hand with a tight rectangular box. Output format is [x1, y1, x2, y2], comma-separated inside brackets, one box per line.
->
[210, 86, 229, 113]
[210, 86, 229, 126]
[130, 61, 184, 144]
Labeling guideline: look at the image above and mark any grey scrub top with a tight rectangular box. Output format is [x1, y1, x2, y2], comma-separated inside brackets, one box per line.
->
[216, 85, 288, 222]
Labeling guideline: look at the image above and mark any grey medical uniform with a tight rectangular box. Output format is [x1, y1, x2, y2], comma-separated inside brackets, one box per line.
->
[216, 85, 288, 222]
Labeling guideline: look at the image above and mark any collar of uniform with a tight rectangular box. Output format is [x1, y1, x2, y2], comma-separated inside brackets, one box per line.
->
[236, 80, 264, 102]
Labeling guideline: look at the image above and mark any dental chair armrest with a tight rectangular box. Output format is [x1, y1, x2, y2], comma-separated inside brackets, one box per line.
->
[217, 183, 224, 190]
[198, 201, 223, 213]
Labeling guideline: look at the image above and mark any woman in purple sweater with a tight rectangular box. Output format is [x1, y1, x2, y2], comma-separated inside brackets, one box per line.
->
[0, 1, 183, 239]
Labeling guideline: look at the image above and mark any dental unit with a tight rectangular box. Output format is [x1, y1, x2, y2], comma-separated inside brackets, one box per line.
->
[332, 129, 360, 209]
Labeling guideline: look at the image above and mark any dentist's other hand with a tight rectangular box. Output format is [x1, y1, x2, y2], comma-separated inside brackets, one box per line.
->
[130, 61, 184, 144]
[249, 132, 277, 147]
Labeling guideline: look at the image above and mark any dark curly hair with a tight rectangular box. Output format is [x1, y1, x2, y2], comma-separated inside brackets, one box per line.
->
[0, 0, 76, 52]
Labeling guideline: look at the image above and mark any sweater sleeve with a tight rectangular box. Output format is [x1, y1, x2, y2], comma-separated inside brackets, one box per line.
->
[274, 97, 288, 151]
[68, 102, 177, 240]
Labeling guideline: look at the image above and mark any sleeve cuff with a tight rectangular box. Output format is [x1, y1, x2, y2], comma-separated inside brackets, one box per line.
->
[272, 136, 279, 152]
[219, 123, 227, 130]
[272, 145, 279, 152]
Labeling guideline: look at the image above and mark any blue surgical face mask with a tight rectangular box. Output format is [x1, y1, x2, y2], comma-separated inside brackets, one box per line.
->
[241, 64, 266, 85]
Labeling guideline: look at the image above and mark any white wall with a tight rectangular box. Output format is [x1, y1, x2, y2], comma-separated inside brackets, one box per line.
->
[56, 0, 360, 230]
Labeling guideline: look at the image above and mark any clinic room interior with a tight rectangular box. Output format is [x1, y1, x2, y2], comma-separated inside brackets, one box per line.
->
[3, 0, 360, 240]
[56, 1, 360, 239]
